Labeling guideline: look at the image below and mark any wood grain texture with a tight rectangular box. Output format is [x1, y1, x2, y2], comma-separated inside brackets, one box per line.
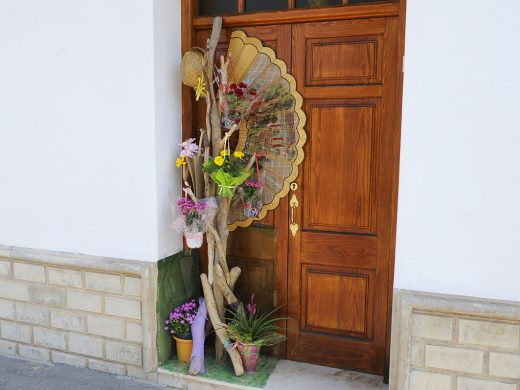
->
[303, 100, 378, 233]
[306, 35, 382, 85]
[300, 231, 377, 268]
[288, 12, 401, 375]
[303, 267, 368, 336]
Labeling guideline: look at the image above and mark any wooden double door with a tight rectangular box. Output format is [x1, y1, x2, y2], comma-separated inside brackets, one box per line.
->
[188, 4, 404, 377]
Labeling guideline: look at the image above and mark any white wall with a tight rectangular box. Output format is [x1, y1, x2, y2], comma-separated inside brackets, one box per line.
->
[0, 0, 182, 261]
[153, 0, 183, 259]
[395, 0, 520, 301]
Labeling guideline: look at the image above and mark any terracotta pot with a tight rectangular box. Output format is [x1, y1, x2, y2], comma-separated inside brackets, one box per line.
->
[184, 232, 203, 248]
[173, 335, 193, 363]
[236, 343, 261, 374]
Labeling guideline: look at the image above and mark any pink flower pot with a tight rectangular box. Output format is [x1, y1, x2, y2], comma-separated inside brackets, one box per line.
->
[185, 232, 203, 248]
[236, 343, 260, 374]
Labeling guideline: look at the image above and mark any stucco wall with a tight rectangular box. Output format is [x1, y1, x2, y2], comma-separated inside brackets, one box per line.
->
[395, 0, 520, 302]
[0, 0, 182, 261]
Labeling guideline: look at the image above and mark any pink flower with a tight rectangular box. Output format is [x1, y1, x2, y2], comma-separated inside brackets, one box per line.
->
[246, 293, 257, 316]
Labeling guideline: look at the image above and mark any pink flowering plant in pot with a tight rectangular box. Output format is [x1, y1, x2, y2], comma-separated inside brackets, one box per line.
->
[171, 197, 218, 248]
[165, 299, 199, 363]
[226, 294, 286, 374]
[165, 299, 198, 339]
[240, 180, 263, 218]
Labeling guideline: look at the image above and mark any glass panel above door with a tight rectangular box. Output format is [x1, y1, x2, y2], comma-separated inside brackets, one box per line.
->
[245, 0, 287, 12]
[198, 0, 237, 16]
[348, 0, 387, 3]
[295, 0, 342, 8]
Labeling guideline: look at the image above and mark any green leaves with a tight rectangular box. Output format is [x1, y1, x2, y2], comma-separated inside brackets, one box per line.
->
[225, 303, 287, 347]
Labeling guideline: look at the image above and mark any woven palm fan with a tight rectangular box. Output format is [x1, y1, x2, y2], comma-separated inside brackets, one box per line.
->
[224, 31, 306, 230]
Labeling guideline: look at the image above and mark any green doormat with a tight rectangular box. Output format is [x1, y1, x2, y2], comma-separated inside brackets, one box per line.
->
[161, 354, 278, 388]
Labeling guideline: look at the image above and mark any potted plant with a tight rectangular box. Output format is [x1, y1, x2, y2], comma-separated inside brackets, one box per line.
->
[241, 180, 263, 218]
[202, 149, 252, 197]
[171, 197, 217, 248]
[165, 299, 199, 363]
[226, 294, 286, 374]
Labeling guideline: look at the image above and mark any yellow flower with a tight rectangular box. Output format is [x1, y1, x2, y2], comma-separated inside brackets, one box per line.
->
[214, 156, 225, 166]
[195, 75, 207, 102]
[219, 150, 230, 157]
[176, 157, 186, 168]
[233, 150, 244, 159]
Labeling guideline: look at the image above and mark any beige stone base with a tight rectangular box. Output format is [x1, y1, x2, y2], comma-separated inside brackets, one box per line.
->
[390, 289, 520, 390]
[0, 245, 158, 376]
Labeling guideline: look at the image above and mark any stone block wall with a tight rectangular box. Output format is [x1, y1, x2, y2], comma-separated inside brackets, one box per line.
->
[391, 290, 520, 390]
[0, 246, 157, 378]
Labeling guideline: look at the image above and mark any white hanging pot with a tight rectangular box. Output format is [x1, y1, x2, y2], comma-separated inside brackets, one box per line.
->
[185, 232, 203, 248]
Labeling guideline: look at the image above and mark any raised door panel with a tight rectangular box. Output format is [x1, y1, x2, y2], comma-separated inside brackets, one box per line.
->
[301, 265, 373, 339]
[303, 100, 379, 233]
[293, 18, 385, 98]
[306, 35, 382, 86]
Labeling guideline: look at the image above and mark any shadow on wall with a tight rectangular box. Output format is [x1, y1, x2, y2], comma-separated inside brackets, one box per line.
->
[156, 250, 201, 364]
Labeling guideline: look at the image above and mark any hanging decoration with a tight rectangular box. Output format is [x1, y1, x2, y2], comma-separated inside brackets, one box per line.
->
[223, 31, 306, 229]
[174, 17, 306, 377]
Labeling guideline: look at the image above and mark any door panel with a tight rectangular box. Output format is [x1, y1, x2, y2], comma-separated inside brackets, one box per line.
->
[304, 100, 379, 233]
[288, 16, 400, 375]
[302, 266, 371, 337]
[306, 35, 383, 86]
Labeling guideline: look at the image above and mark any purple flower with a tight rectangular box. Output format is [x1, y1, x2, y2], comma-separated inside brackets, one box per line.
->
[179, 138, 199, 158]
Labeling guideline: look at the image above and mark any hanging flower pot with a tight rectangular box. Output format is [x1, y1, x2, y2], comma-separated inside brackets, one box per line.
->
[241, 178, 263, 218]
[243, 200, 261, 218]
[236, 343, 261, 374]
[184, 232, 204, 248]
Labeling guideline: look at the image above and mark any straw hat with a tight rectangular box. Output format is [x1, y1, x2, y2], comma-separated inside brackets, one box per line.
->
[181, 47, 206, 88]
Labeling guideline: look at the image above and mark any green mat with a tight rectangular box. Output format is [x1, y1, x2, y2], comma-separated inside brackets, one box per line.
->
[161, 353, 278, 388]
[156, 251, 201, 365]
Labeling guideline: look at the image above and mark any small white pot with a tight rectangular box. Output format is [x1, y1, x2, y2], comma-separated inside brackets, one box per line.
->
[185, 232, 204, 248]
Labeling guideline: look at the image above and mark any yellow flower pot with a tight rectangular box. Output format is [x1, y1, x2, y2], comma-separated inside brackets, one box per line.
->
[173, 336, 193, 363]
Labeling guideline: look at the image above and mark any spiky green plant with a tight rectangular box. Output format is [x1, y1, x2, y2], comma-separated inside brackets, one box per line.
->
[226, 295, 286, 347]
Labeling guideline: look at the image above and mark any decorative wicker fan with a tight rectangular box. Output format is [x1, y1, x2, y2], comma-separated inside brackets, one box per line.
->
[224, 31, 307, 230]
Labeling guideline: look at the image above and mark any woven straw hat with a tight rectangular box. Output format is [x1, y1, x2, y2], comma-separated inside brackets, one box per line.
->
[181, 47, 206, 88]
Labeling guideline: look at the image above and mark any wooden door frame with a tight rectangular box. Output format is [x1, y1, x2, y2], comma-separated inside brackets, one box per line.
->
[180, 0, 407, 379]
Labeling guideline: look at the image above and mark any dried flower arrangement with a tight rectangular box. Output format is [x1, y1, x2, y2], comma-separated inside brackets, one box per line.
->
[175, 17, 306, 377]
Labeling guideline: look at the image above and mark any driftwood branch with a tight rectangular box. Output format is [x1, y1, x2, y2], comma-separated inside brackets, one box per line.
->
[215, 264, 239, 307]
[201, 274, 244, 376]
[219, 123, 239, 151]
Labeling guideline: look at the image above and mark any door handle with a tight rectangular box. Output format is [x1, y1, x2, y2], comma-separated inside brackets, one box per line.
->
[290, 193, 299, 237]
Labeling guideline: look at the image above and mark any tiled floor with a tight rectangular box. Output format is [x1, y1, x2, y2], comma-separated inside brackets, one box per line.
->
[266, 360, 389, 390]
